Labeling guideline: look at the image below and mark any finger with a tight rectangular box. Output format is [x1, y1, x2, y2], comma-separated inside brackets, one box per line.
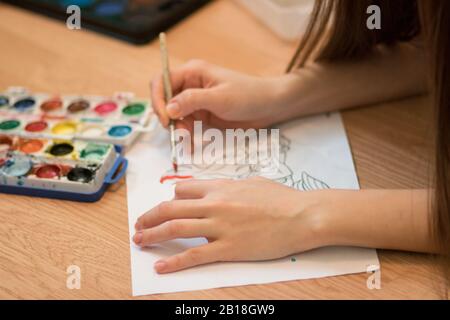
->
[135, 199, 207, 230]
[151, 76, 169, 128]
[174, 179, 230, 200]
[134, 219, 212, 247]
[151, 60, 209, 127]
[151, 70, 187, 128]
[154, 242, 223, 274]
[174, 179, 211, 199]
[167, 88, 219, 119]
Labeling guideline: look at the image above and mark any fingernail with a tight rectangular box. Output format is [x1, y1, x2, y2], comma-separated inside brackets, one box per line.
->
[135, 221, 142, 231]
[154, 260, 167, 273]
[166, 103, 180, 117]
[133, 232, 143, 245]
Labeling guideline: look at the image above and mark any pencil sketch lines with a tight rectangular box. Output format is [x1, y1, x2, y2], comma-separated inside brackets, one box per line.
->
[161, 133, 330, 191]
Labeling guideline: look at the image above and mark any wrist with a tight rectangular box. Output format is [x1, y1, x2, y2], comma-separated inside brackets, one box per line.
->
[264, 73, 306, 125]
[312, 191, 340, 247]
[286, 190, 336, 253]
[308, 190, 372, 249]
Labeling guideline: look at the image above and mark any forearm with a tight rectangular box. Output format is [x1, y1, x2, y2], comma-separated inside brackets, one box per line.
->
[270, 41, 428, 122]
[313, 189, 435, 253]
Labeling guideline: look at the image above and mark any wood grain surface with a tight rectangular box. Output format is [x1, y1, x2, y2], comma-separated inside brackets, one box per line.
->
[0, 0, 446, 299]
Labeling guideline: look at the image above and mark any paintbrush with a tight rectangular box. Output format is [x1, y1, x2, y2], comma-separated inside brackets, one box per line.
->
[159, 32, 178, 172]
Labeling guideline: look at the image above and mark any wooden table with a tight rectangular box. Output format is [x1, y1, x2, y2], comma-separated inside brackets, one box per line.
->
[0, 0, 445, 299]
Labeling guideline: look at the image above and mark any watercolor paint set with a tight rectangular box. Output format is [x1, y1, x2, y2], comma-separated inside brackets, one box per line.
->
[0, 134, 127, 202]
[0, 87, 156, 148]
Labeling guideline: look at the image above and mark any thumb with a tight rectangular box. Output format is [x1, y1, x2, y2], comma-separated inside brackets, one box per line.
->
[166, 88, 218, 119]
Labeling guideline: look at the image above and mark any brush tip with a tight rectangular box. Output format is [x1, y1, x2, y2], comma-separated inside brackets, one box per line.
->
[172, 162, 178, 173]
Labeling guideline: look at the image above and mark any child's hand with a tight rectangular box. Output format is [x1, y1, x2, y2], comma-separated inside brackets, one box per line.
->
[151, 60, 289, 131]
[133, 177, 329, 273]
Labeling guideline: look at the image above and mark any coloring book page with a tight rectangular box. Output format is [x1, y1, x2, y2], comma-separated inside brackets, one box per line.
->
[126, 112, 380, 296]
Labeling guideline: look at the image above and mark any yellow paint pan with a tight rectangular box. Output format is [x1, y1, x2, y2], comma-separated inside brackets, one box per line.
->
[51, 121, 78, 136]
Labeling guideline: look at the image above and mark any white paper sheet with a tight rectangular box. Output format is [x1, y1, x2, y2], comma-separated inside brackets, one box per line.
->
[126, 113, 379, 296]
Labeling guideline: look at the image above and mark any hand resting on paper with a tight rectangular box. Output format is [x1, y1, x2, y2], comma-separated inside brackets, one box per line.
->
[133, 177, 328, 273]
[133, 178, 432, 274]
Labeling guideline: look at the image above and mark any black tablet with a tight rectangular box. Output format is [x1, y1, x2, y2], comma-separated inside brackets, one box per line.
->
[3, 0, 211, 45]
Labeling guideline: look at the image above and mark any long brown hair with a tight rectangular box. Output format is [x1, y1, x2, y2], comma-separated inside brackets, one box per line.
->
[289, 0, 450, 288]
[287, 0, 420, 70]
[421, 0, 450, 280]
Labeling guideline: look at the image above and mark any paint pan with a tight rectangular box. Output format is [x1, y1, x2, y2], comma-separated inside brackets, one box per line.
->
[108, 125, 132, 138]
[18, 139, 44, 154]
[67, 99, 90, 114]
[40, 98, 63, 112]
[0, 120, 21, 131]
[25, 121, 48, 132]
[0, 135, 13, 152]
[0, 95, 9, 108]
[35, 164, 62, 179]
[51, 121, 78, 135]
[13, 97, 35, 111]
[0, 157, 32, 177]
[94, 101, 117, 115]
[80, 124, 104, 138]
[122, 103, 146, 116]
[80, 143, 110, 160]
[48, 142, 74, 157]
[67, 167, 94, 183]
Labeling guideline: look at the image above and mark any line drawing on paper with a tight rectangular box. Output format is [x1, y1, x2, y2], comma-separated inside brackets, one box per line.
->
[161, 133, 330, 191]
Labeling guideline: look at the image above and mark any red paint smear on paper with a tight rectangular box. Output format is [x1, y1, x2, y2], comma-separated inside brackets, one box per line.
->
[160, 175, 193, 184]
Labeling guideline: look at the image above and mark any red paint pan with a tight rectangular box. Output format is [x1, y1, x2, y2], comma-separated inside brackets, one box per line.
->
[0, 135, 14, 152]
[35, 164, 61, 179]
[25, 121, 48, 132]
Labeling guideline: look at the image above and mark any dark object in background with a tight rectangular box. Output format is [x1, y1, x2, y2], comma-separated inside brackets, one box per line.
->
[3, 0, 210, 44]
